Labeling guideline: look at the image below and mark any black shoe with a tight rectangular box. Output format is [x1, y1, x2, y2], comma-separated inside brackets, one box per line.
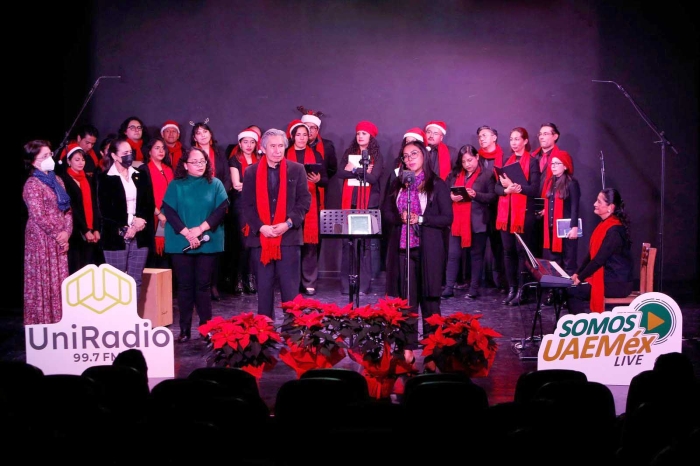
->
[509, 288, 529, 306]
[502, 287, 517, 305]
[304, 287, 316, 296]
[454, 282, 469, 290]
[465, 292, 478, 300]
[441, 287, 454, 299]
[233, 278, 244, 295]
[245, 274, 257, 294]
[177, 330, 191, 343]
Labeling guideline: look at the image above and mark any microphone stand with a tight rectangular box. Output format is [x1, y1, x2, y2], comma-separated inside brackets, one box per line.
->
[599, 150, 606, 189]
[400, 169, 416, 306]
[592, 80, 680, 292]
[55, 76, 120, 161]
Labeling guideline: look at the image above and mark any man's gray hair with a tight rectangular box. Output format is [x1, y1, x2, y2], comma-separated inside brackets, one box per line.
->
[261, 128, 288, 150]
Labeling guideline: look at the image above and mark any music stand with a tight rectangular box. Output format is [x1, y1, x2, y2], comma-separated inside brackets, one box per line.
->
[320, 209, 382, 308]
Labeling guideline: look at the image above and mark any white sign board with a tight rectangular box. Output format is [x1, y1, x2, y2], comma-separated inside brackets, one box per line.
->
[538, 292, 682, 385]
[25, 264, 175, 378]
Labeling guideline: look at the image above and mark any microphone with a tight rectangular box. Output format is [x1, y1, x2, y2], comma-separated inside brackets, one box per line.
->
[360, 149, 370, 166]
[400, 170, 415, 186]
[182, 234, 210, 252]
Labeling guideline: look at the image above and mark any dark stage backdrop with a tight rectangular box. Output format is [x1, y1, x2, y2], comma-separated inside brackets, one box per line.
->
[12, 0, 698, 310]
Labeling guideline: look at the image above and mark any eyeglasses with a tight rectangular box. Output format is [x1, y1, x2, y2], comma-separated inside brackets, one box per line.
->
[187, 160, 207, 166]
[538, 132, 553, 137]
[403, 150, 421, 160]
[37, 151, 54, 161]
[551, 162, 564, 166]
[128, 125, 143, 131]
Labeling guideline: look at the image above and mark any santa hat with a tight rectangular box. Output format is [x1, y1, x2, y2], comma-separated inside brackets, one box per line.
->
[237, 128, 259, 142]
[403, 127, 426, 144]
[425, 120, 447, 135]
[160, 120, 180, 136]
[553, 152, 574, 176]
[286, 119, 309, 139]
[301, 113, 322, 128]
[66, 143, 83, 160]
[356, 120, 378, 138]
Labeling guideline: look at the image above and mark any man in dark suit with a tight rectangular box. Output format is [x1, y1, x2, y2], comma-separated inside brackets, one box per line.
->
[242, 128, 311, 319]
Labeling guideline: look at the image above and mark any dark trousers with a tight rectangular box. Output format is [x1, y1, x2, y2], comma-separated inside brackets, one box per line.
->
[566, 281, 634, 314]
[398, 249, 441, 349]
[483, 224, 507, 288]
[340, 238, 372, 294]
[501, 218, 535, 289]
[543, 238, 579, 276]
[445, 232, 488, 294]
[171, 253, 216, 332]
[252, 246, 301, 319]
[301, 242, 319, 290]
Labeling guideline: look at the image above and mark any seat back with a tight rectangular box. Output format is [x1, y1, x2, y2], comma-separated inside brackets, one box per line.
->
[300, 368, 370, 402]
[605, 242, 656, 305]
[514, 368, 587, 404]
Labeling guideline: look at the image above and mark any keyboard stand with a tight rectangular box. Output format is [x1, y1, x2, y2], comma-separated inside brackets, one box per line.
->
[511, 281, 545, 361]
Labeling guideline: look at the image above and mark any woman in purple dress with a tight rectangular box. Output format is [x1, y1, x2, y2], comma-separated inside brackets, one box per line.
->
[22, 140, 73, 325]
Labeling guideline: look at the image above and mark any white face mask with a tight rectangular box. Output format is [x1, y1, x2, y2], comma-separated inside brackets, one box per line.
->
[39, 156, 56, 172]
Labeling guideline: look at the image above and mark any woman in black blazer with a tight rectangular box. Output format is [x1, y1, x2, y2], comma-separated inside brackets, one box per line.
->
[383, 140, 453, 372]
[97, 136, 155, 300]
[442, 145, 497, 300]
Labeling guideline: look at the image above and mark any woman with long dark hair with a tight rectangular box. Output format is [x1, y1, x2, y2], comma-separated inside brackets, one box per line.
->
[336, 121, 383, 295]
[285, 120, 327, 295]
[567, 188, 633, 314]
[495, 127, 541, 306]
[190, 120, 232, 300]
[383, 140, 452, 371]
[143, 135, 174, 268]
[442, 144, 497, 300]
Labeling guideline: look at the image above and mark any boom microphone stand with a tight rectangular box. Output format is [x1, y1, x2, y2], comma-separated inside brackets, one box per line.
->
[54, 75, 121, 160]
[592, 80, 680, 292]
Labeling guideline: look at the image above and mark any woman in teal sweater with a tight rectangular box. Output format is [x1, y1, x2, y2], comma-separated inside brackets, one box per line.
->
[162, 147, 229, 342]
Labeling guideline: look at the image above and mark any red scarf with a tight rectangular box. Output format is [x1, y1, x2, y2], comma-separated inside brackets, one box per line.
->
[128, 139, 144, 162]
[588, 216, 622, 313]
[342, 153, 371, 209]
[256, 157, 288, 264]
[168, 141, 183, 168]
[451, 167, 481, 247]
[435, 142, 451, 180]
[313, 137, 326, 210]
[287, 147, 319, 244]
[238, 152, 258, 237]
[67, 168, 94, 230]
[542, 177, 564, 253]
[495, 152, 531, 233]
[147, 161, 174, 255]
[206, 146, 216, 174]
[478, 144, 504, 171]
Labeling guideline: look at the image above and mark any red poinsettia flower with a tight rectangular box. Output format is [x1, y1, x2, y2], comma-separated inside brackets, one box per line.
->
[293, 311, 325, 329]
[466, 319, 502, 356]
[419, 327, 457, 357]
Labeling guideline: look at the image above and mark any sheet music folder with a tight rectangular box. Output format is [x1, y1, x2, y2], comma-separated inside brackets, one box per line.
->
[495, 162, 528, 186]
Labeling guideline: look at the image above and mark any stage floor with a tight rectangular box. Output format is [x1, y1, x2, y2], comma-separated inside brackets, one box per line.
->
[3, 273, 699, 416]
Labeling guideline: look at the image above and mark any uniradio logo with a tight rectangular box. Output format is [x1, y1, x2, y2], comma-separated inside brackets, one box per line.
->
[25, 263, 175, 378]
[537, 292, 682, 385]
[64, 266, 133, 314]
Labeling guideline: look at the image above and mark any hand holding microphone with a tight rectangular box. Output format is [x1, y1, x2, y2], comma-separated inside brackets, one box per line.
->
[183, 234, 210, 252]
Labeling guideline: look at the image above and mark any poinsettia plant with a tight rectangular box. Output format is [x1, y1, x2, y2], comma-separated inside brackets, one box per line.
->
[198, 312, 281, 379]
[346, 296, 420, 398]
[420, 312, 502, 377]
[277, 295, 352, 377]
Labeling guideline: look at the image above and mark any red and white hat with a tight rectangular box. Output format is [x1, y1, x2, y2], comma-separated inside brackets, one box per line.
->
[65, 143, 83, 159]
[237, 128, 259, 142]
[425, 120, 447, 135]
[286, 119, 309, 139]
[301, 113, 322, 128]
[403, 127, 426, 144]
[160, 120, 180, 136]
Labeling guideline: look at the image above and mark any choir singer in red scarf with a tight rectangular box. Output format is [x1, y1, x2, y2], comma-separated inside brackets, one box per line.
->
[241, 129, 311, 319]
